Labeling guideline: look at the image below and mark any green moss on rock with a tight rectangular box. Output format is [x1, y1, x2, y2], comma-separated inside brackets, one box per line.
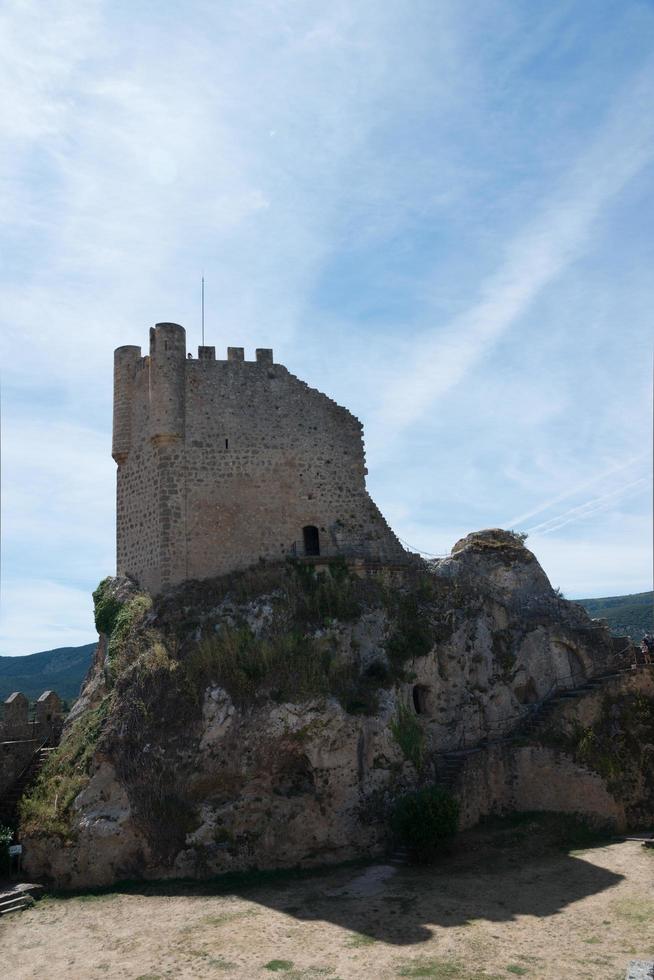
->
[20, 697, 112, 841]
[92, 577, 124, 635]
[391, 703, 425, 769]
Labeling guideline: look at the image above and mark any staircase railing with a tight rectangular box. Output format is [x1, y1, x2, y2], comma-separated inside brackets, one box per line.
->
[0, 736, 51, 820]
[435, 654, 644, 760]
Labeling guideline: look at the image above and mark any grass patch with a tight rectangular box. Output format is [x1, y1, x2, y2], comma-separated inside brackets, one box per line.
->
[506, 967, 528, 976]
[172, 563, 452, 700]
[397, 958, 504, 979]
[88, 564, 465, 736]
[265, 961, 294, 972]
[92, 576, 154, 679]
[19, 696, 112, 840]
[181, 564, 394, 713]
[182, 908, 261, 930]
[71, 892, 119, 904]
[176, 560, 387, 712]
[291, 558, 362, 627]
[164, 560, 367, 636]
[184, 626, 364, 710]
[344, 932, 376, 948]
[611, 897, 654, 925]
[386, 593, 435, 669]
[107, 595, 153, 673]
[390, 703, 425, 768]
[397, 962, 458, 979]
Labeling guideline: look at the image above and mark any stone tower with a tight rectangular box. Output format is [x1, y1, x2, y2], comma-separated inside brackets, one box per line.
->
[112, 322, 407, 594]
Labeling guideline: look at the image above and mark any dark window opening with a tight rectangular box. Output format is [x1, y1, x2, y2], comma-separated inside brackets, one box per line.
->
[225, 438, 229, 449]
[412, 684, 430, 715]
[303, 525, 320, 556]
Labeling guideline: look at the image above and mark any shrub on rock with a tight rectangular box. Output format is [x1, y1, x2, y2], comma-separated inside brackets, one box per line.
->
[391, 786, 459, 860]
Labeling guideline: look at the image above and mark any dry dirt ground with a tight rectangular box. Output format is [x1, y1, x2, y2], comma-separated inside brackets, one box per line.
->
[2, 820, 653, 980]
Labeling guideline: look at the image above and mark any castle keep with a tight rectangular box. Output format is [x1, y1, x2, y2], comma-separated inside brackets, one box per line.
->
[113, 322, 406, 593]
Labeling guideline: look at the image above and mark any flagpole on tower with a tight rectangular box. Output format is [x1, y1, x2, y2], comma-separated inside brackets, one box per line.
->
[201, 274, 205, 346]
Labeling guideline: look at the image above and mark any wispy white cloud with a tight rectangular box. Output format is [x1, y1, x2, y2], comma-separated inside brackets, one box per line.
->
[1, 1, 464, 388]
[1, 0, 652, 653]
[376, 62, 654, 434]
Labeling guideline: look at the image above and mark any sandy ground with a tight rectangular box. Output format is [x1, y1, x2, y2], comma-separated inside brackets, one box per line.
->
[1, 831, 652, 980]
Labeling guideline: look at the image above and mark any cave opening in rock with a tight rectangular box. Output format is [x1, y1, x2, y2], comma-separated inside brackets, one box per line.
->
[412, 684, 430, 715]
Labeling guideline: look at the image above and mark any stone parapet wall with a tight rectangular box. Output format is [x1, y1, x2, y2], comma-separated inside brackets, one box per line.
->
[0, 691, 63, 745]
[0, 738, 40, 800]
[454, 669, 654, 832]
[455, 743, 626, 832]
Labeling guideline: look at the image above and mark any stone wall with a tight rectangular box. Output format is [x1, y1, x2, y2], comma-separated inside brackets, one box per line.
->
[0, 738, 39, 801]
[1, 692, 29, 739]
[0, 690, 64, 807]
[455, 743, 626, 832]
[114, 323, 406, 594]
[0, 689, 63, 751]
[453, 669, 654, 833]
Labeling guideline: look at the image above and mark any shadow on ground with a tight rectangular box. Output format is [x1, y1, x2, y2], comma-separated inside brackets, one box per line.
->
[47, 815, 626, 946]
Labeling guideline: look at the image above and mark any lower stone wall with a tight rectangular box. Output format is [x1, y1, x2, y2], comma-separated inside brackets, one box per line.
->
[453, 668, 654, 832]
[511, 746, 626, 826]
[0, 723, 34, 742]
[456, 742, 626, 831]
[0, 739, 39, 799]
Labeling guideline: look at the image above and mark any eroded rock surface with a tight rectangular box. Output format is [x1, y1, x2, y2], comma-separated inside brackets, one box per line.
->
[20, 531, 647, 889]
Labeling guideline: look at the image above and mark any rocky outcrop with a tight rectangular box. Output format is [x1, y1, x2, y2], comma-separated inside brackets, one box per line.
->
[19, 531, 647, 889]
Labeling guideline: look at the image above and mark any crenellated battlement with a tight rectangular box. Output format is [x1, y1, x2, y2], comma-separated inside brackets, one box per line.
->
[194, 346, 274, 363]
[113, 321, 406, 593]
[112, 324, 278, 463]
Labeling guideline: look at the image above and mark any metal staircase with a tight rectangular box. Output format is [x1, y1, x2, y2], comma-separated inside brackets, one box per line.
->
[435, 662, 645, 791]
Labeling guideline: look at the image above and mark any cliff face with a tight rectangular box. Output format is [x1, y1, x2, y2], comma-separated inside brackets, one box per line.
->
[20, 530, 646, 889]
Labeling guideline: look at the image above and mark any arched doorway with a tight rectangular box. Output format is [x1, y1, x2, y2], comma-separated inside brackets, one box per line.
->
[303, 525, 320, 556]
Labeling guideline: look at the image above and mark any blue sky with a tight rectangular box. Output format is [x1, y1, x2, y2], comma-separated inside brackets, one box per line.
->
[1, 0, 652, 655]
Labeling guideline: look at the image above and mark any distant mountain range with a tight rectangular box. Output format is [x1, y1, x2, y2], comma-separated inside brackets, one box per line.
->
[0, 642, 97, 703]
[573, 591, 653, 640]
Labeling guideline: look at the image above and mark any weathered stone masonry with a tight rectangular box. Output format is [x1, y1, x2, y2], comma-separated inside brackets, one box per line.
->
[113, 322, 407, 594]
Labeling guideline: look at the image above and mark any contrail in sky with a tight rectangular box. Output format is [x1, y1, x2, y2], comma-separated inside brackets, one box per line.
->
[525, 477, 649, 536]
[506, 452, 648, 528]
